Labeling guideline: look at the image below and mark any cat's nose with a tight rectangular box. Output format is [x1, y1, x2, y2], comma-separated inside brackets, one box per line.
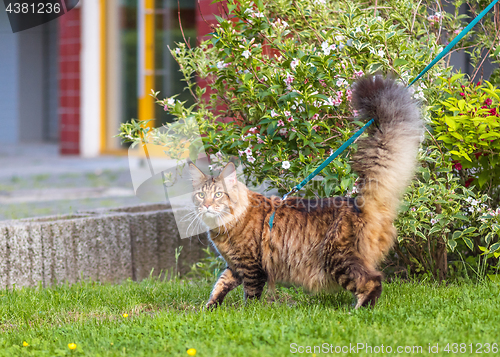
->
[204, 204, 210, 208]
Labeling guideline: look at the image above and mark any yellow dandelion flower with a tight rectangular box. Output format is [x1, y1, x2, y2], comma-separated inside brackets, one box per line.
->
[22, 341, 29, 347]
[187, 348, 197, 356]
[122, 313, 129, 318]
[68, 343, 77, 350]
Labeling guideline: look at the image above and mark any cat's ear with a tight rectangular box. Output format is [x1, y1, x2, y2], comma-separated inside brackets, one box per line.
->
[219, 162, 237, 189]
[188, 162, 207, 187]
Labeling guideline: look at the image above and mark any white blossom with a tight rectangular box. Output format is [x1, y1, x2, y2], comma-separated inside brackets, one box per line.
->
[336, 78, 347, 87]
[216, 61, 227, 69]
[282, 161, 291, 169]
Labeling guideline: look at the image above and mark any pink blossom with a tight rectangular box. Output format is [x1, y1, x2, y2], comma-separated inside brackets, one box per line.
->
[354, 70, 364, 77]
[279, 128, 288, 136]
[163, 104, 168, 111]
[312, 125, 320, 131]
[284, 74, 294, 86]
[287, 117, 294, 122]
[270, 109, 278, 117]
[454, 162, 463, 170]
[244, 147, 252, 155]
[311, 114, 319, 120]
[277, 120, 285, 127]
[257, 135, 265, 144]
[485, 98, 493, 106]
[290, 127, 297, 132]
[459, 92, 465, 97]
[249, 126, 258, 133]
[247, 156, 256, 163]
[353, 109, 359, 116]
[284, 110, 291, 116]
[346, 89, 352, 102]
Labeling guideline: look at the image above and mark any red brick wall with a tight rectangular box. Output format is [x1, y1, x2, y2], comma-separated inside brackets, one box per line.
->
[58, 8, 81, 155]
[196, 0, 228, 114]
[196, 0, 226, 42]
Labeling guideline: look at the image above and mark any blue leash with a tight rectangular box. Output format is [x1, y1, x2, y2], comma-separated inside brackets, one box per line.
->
[268, 0, 499, 231]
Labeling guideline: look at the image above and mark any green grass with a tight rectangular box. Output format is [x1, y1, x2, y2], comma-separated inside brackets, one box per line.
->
[1, 278, 499, 356]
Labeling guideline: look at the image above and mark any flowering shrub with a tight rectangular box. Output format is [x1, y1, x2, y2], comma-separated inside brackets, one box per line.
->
[430, 79, 500, 205]
[395, 147, 500, 280]
[147, 0, 450, 197]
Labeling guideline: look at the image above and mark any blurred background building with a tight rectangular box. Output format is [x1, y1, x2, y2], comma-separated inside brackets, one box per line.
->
[0, 0, 220, 157]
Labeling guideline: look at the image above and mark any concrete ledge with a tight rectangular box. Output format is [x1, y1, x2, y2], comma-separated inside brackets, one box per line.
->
[0, 204, 210, 289]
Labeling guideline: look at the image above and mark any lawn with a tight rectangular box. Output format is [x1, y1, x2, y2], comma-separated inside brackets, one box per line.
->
[1, 278, 499, 356]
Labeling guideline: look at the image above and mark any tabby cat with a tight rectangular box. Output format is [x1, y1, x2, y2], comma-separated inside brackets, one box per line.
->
[188, 76, 422, 308]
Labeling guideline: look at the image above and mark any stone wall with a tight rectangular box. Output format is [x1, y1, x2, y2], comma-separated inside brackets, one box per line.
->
[0, 204, 209, 289]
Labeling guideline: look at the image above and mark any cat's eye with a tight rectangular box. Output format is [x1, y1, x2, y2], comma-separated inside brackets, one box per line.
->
[214, 192, 224, 198]
[196, 192, 205, 199]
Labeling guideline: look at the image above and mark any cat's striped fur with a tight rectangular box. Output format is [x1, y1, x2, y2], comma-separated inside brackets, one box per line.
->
[188, 76, 422, 308]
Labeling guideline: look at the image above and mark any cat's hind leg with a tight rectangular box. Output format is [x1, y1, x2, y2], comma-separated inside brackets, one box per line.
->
[206, 267, 242, 309]
[327, 251, 382, 308]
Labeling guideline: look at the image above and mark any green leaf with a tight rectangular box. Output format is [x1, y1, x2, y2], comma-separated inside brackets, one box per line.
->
[457, 99, 465, 111]
[429, 225, 441, 235]
[393, 58, 408, 67]
[448, 239, 457, 251]
[416, 231, 427, 240]
[267, 122, 277, 136]
[452, 231, 462, 240]
[488, 274, 500, 284]
[481, 87, 500, 101]
[462, 227, 477, 235]
[462, 236, 474, 251]
[278, 92, 301, 102]
[489, 242, 500, 253]
[485, 232, 494, 245]
[449, 73, 465, 83]
[367, 62, 383, 73]
[478, 171, 489, 187]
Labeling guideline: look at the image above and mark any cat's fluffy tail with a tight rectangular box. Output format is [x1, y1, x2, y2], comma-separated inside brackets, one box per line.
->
[351, 75, 423, 267]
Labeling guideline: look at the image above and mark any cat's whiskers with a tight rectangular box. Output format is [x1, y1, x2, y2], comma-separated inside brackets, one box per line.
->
[180, 210, 198, 222]
[185, 209, 204, 236]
